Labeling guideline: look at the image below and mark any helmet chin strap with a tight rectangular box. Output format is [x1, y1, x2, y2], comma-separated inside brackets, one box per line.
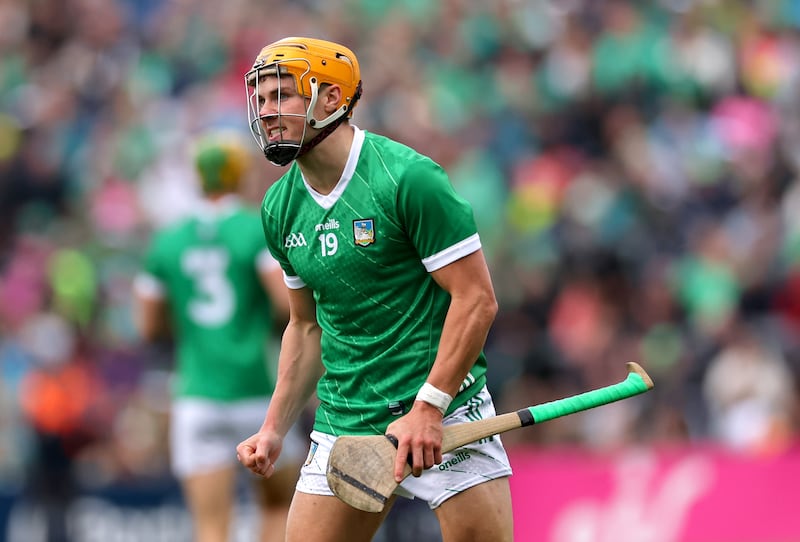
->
[263, 120, 342, 167]
[264, 80, 362, 167]
[264, 141, 302, 167]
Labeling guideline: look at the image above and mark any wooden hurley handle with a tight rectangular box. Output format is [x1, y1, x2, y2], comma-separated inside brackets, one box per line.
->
[441, 362, 653, 453]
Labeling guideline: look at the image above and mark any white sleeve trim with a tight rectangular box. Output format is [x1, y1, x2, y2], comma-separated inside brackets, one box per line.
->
[133, 273, 166, 299]
[421, 233, 481, 272]
[257, 249, 281, 272]
[284, 272, 306, 289]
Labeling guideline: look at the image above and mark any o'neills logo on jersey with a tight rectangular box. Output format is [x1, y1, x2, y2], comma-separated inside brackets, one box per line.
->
[284, 232, 307, 248]
[438, 451, 471, 471]
[353, 219, 375, 247]
[315, 218, 340, 232]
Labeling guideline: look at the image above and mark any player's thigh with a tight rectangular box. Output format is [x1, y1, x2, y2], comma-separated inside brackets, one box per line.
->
[252, 462, 301, 508]
[285, 491, 395, 542]
[434, 477, 513, 542]
[182, 466, 237, 516]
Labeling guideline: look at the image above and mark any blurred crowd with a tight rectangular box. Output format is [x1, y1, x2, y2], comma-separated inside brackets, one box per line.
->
[1, 0, 800, 509]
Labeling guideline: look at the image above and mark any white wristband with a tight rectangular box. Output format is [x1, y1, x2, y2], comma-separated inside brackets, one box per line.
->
[415, 382, 453, 416]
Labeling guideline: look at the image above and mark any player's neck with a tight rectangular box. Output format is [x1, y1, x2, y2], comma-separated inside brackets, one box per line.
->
[297, 124, 354, 195]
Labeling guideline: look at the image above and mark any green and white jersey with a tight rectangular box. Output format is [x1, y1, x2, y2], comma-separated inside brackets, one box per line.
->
[261, 127, 487, 435]
[135, 196, 277, 401]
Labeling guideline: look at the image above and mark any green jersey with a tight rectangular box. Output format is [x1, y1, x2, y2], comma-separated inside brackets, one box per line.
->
[139, 197, 277, 401]
[261, 128, 487, 435]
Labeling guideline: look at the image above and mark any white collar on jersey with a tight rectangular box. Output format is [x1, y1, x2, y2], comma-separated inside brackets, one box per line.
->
[301, 125, 365, 210]
[195, 194, 242, 221]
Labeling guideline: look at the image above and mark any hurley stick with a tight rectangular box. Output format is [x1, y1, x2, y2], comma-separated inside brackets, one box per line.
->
[326, 362, 654, 513]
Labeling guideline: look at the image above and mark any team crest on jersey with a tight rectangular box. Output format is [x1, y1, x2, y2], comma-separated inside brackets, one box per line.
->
[353, 219, 375, 247]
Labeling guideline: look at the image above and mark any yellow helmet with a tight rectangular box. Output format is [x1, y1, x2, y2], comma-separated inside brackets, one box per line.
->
[244, 37, 363, 166]
[192, 131, 250, 194]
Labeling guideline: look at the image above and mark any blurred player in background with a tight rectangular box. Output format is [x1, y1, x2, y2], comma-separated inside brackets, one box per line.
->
[133, 131, 303, 542]
[236, 37, 513, 542]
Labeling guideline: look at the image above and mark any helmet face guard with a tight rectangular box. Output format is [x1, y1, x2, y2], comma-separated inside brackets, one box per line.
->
[246, 64, 310, 167]
[244, 38, 363, 167]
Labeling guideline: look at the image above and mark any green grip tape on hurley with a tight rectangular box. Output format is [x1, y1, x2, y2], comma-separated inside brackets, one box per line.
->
[528, 372, 651, 424]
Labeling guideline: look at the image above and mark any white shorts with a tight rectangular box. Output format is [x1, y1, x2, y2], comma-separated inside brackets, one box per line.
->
[170, 396, 306, 478]
[296, 386, 513, 509]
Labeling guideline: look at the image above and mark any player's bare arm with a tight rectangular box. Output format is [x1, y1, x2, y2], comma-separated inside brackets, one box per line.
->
[268, 286, 324, 435]
[258, 264, 290, 324]
[386, 248, 498, 481]
[133, 292, 171, 342]
[237, 286, 323, 477]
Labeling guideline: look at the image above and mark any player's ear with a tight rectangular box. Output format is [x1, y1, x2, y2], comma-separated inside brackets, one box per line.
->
[322, 84, 342, 114]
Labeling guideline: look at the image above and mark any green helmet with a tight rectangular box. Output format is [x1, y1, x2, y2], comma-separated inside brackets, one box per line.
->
[193, 131, 251, 195]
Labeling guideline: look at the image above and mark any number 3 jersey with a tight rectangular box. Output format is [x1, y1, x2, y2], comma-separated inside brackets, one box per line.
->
[261, 127, 488, 435]
[137, 196, 277, 401]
